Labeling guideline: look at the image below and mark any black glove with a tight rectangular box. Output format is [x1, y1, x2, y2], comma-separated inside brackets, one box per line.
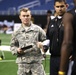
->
[43, 54, 46, 58]
[43, 45, 48, 52]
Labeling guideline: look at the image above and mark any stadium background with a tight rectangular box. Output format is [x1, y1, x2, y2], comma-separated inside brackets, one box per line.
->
[0, 0, 74, 75]
[0, 0, 74, 30]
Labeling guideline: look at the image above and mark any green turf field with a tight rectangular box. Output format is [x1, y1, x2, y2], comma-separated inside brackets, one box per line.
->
[0, 33, 12, 45]
[0, 33, 50, 75]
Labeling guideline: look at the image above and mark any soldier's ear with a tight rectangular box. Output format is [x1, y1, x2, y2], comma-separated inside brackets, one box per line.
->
[66, 3, 69, 8]
[19, 15, 21, 20]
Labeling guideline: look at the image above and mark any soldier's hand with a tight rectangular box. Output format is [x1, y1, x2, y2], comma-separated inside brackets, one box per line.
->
[36, 42, 46, 53]
[37, 42, 43, 49]
[17, 48, 24, 54]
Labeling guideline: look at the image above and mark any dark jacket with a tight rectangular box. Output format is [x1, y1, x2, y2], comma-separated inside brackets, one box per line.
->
[46, 16, 64, 57]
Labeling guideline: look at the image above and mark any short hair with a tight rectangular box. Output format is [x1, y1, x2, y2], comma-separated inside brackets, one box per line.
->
[54, 0, 66, 5]
[47, 10, 52, 14]
[19, 8, 31, 15]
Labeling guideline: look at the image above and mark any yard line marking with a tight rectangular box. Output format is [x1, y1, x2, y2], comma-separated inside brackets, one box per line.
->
[46, 73, 49, 75]
[0, 58, 50, 62]
[0, 60, 15, 62]
[0, 60, 50, 75]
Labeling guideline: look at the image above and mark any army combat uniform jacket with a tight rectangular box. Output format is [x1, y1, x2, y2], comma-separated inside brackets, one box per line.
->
[10, 23, 46, 64]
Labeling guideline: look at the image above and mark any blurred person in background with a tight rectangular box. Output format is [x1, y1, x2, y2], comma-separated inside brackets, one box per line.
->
[43, 10, 52, 32]
[46, 0, 68, 75]
[10, 8, 46, 75]
[59, 0, 76, 75]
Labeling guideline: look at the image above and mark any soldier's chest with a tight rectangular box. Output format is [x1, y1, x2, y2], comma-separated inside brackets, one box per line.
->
[16, 30, 39, 42]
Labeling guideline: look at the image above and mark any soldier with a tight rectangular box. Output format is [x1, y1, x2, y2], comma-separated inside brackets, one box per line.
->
[10, 8, 46, 75]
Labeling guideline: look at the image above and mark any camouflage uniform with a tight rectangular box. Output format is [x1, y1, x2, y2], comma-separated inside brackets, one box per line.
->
[10, 23, 46, 75]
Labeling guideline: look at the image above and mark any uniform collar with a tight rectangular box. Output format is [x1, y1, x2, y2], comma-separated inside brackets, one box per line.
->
[21, 22, 35, 32]
[51, 15, 62, 20]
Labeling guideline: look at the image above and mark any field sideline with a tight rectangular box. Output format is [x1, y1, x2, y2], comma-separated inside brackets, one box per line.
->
[0, 54, 50, 75]
[0, 47, 50, 75]
[0, 45, 51, 55]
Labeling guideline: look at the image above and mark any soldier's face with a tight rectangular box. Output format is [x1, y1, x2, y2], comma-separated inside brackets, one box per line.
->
[54, 2, 67, 16]
[19, 11, 31, 25]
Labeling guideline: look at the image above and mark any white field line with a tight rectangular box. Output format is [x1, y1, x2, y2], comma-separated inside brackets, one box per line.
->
[0, 45, 51, 55]
[46, 73, 50, 75]
[0, 45, 10, 51]
[0, 59, 50, 75]
[0, 58, 50, 62]
[0, 60, 15, 62]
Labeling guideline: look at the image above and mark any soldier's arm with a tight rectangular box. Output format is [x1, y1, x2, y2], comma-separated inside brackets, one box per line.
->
[38, 27, 49, 53]
[39, 27, 46, 42]
[10, 33, 19, 55]
[59, 12, 73, 74]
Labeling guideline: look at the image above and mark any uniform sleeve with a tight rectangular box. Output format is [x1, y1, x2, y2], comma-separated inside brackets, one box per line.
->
[39, 27, 46, 42]
[10, 32, 19, 55]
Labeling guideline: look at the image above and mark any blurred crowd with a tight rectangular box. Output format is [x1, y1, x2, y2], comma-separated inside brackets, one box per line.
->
[0, 20, 14, 34]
